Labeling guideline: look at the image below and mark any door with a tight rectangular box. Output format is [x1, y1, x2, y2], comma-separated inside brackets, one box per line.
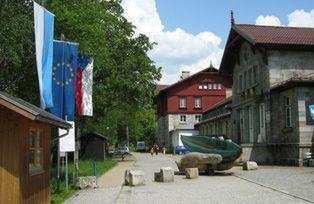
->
[239, 109, 244, 143]
[258, 103, 266, 143]
[248, 106, 254, 143]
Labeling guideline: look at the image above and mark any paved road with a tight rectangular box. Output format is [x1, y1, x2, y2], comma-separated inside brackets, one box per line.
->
[65, 152, 314, 204]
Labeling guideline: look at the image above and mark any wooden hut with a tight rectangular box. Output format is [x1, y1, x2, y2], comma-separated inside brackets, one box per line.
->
[0, 91, 71, 204]
[80, 132, 108, 160]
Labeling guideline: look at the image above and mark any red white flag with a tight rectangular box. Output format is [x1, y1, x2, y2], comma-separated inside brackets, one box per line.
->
[76, 55, 93, 116]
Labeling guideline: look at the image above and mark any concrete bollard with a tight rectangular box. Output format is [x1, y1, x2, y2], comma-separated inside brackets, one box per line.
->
[155, 167, 174, 182]
[185, 168, 199, 179]
[124, 170, 145, 186]
[243, 161, 258, 170]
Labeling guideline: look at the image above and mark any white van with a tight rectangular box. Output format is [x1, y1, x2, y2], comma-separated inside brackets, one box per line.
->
[136, 141, 146, 152]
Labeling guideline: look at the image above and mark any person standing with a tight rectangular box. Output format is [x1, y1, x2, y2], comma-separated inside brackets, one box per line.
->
[155, 144, 159, 155]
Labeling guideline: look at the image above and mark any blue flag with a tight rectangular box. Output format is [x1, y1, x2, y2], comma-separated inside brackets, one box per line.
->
[50, 40, 78, 121]
[34, 1, 54, 109]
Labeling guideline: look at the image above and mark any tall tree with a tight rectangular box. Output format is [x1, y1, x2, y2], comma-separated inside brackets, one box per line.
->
[0, 0, 161, 145]
[50, 0, 161, 143]
[0, 0, 38, 104]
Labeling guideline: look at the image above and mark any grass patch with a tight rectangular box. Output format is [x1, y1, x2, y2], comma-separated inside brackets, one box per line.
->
[51, 159, 117, 204]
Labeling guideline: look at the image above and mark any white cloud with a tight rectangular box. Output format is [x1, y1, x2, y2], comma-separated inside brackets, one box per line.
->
[255, 15, 282, 26]
[121, 0, 223, 84]
[288, 9, 314, 27]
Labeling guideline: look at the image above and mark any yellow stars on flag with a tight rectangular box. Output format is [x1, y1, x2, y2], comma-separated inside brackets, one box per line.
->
[52, 62, 75, 87]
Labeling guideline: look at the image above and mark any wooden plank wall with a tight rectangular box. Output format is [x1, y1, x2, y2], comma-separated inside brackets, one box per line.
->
[0, 105, 51, 204]
[20, 121, 51, 204]
[0, 105, 22, 203]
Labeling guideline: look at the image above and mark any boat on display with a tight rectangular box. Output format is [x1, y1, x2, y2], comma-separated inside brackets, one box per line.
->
[180, 135, 242, 171]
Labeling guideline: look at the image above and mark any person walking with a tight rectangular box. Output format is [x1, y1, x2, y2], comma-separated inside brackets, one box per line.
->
[150, 147, 154, 156]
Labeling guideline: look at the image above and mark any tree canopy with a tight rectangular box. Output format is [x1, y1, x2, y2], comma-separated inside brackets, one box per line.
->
[0, 0, 161, 146]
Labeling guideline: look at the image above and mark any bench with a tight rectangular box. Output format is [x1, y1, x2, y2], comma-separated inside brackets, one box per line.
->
[111, 152, 129, 161]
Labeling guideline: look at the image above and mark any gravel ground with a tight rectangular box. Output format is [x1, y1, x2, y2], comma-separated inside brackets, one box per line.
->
[65, 152, 314, 204]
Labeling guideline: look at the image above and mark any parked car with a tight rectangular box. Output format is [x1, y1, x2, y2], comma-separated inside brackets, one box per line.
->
[136, 141, 146, 152]
[115, 146, 129, 154]
[175, 145, 189, 154]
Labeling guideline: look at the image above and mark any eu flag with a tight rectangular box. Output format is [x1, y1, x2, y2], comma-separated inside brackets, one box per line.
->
[50, 40, 78, 121]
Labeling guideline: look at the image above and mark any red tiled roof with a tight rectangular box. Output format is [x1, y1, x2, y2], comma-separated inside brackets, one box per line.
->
[233, 24, 314, 46]
[156, 65, 221, 95]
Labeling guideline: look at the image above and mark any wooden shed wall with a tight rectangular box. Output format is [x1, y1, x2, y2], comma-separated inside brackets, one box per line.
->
[0, 105, 51, 204]
[0, 105, 22, 203]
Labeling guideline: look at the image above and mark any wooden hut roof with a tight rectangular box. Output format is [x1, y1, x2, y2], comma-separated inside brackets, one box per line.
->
[0, 91, 71, 129]
[80, 132, 108, 140]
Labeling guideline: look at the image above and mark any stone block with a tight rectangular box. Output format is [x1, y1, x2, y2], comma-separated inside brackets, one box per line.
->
[154, 167, 174, 182]
[124, 170, 145, 186]
[176, 153, 222, 172]
[76, 176, 97, 189]
[243, 161, 258, 170]
[161, 167, 174, 182]
[154, 172, 162, 182]
[185, 168, 198, 179]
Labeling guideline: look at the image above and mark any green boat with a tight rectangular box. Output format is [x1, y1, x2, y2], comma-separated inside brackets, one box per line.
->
[181, 135, 242, 170]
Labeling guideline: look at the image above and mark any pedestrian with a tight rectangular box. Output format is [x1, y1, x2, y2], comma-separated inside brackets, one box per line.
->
[155, 144, 159, 155]
[150, 147, 154, 156]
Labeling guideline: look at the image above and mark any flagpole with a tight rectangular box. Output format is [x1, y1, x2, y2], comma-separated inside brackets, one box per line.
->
[57, 33, 66, 191]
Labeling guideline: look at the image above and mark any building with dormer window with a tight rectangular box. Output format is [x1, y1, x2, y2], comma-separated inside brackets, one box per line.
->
[155, 65, 232, 151]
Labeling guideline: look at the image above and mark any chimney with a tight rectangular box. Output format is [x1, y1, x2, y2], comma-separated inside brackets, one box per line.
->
[180, 71, 190, 80]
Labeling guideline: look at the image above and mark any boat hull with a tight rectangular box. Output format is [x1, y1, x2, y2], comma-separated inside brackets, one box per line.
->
[181, 135, 242, 165]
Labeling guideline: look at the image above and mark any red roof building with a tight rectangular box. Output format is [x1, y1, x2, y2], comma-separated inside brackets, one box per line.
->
[155, 65, 232, 150]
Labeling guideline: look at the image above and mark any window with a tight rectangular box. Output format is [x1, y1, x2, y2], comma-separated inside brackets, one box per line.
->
[248, 69, 253, 87]
[208, 83, 212, 89]
[239, 74, 243, 92]
[195, 115, 202, 122]
[194, 97, 202, 108]
[253, 66, 258, 84]
[217, 83, 222, 90]
[284, 97, 292, 127]
[179, 97, 187, 108]
[29, 128, 44, 174]
[203, 84, 208, 89]
[213, 83, 217, 89]
[180, 115, 186, 122]
[244, 71, 247, 89]
[198, 84, 203, 89]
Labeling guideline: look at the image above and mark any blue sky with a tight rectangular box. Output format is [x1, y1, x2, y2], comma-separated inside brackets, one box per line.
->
[121, 0, 314, 84]
[156, 0, 314, 46]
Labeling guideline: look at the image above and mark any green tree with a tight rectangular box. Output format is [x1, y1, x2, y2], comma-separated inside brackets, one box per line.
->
[0, 0, 39, 104]
[0, 0, 161, 145]
[50, 0, 161, 143]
